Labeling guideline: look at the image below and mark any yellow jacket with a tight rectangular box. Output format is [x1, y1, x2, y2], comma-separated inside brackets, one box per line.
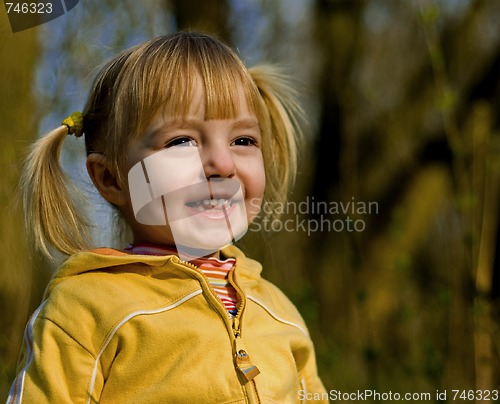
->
[8, 245, 328, 403]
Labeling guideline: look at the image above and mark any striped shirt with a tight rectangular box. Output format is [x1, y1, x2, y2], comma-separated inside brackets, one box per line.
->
[124, 244, 239, 316]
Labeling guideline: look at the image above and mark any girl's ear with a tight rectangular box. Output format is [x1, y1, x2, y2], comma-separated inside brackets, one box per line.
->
[86, 153, 127, 206]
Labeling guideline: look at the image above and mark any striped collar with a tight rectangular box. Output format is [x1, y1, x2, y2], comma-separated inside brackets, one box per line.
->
[124, 243, 238, 316]
[123, 244, 235, 265]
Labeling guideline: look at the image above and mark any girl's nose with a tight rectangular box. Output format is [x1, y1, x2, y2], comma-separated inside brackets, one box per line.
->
[202, 144, 235, 178]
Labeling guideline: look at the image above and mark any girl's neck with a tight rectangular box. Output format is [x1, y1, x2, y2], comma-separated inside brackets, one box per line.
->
[125, 242, 221, 260]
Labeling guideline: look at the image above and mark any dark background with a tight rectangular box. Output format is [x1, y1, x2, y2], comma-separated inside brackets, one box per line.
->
[1, 0, 499, 399]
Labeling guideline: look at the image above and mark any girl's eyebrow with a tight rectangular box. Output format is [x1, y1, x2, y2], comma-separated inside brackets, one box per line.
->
[169, 118, 260, 131]
[147, 119, 205, 139]
[231, 118, 261, 131]
[144, 119, 197, 143]
[147, 118, 260, 140]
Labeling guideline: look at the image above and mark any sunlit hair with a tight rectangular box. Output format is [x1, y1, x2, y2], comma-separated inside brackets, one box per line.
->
[22, 32, 303, 258]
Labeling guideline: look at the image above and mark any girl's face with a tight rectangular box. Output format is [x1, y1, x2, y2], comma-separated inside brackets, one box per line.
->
[121, 78, 265, 256]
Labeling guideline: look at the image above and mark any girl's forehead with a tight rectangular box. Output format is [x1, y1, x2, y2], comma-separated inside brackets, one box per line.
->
[156, 76, 256, 122]
[186, 77, 207, 116]
[141, 79, 258, 139]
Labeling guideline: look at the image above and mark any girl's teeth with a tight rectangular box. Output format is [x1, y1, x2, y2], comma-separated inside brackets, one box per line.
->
[207, 199, 228, 207]
[189, 198, 231, 209]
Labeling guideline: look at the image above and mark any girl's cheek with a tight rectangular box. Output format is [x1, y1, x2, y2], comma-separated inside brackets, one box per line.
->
[250, 178, 266, 221]
[247, 196, 263, 223]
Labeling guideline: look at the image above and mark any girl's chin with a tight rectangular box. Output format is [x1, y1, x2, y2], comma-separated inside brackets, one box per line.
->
[170, 226, 235, 250]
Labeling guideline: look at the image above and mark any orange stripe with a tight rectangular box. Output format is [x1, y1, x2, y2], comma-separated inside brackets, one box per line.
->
[123, 244, 239, 314]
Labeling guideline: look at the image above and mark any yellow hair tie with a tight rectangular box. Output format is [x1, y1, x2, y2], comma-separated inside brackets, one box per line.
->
[62, 111, 84, 138]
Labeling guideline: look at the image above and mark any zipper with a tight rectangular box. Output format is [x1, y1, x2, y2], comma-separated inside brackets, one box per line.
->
[232, 319, 260, 381]
[229, 271, 260, 383]
[174, 257, 261, 401]
[228, 270, 261, 404]
[246, 379, 261, 404]
[174, 257, 261, 379]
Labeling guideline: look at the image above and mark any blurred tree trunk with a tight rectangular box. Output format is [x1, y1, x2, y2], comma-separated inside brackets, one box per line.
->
[463, 49, 500, 392]
[305, 0, 366, 387]
[167, 0, 231, 43]
[312, 0, 364, 206]
[306, 0, 500, 392]
[0, 15, 39, 399]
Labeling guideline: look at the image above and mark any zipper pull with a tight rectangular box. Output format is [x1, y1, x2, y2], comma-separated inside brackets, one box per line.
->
[234, 333, 260, 382]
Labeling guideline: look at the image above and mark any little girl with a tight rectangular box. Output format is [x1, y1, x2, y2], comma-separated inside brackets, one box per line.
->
[9, 32, 328, 403]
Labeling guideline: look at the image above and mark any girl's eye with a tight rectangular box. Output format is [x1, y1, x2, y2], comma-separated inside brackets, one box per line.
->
[232, 137, 257, 146]
[166, 137, 197, 148]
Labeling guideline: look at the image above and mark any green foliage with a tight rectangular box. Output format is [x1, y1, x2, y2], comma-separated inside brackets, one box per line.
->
[2, 0, 500, 400]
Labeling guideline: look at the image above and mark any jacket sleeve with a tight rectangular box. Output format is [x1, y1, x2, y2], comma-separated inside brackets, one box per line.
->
[297, 343, 330, 403]
[257, 280, 330, 403]
[7, 308, 102, 404]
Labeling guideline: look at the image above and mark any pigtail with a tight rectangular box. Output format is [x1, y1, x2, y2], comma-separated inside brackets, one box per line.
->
[249, 65, 304, 205]
[21, 122, 90, 259]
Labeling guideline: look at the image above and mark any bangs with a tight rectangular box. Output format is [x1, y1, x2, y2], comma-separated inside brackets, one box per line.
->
[124, 34, 264, 139]
[85, 32, 273, 186]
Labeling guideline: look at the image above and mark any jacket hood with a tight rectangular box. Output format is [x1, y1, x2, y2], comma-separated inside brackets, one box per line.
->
[44, 244, 263, 298]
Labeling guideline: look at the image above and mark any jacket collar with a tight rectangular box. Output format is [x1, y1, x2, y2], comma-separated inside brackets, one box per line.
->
[44, 245, 263, 297]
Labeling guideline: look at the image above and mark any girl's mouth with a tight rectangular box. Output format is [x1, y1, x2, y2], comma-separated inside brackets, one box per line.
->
[163, 178, 244, 221]
[185, 198, 233, 212]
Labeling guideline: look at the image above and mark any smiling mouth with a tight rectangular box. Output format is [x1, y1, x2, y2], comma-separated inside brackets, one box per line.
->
[185, 198, 233, 212]
[163, 178, 243, 221]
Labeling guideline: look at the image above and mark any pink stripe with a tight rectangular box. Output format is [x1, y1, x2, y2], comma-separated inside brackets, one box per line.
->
[124, 244, 239, 315]
[199, 269, 231, 277]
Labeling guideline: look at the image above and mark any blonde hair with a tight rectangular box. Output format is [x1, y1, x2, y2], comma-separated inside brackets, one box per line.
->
[22, 32, 303, 259]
